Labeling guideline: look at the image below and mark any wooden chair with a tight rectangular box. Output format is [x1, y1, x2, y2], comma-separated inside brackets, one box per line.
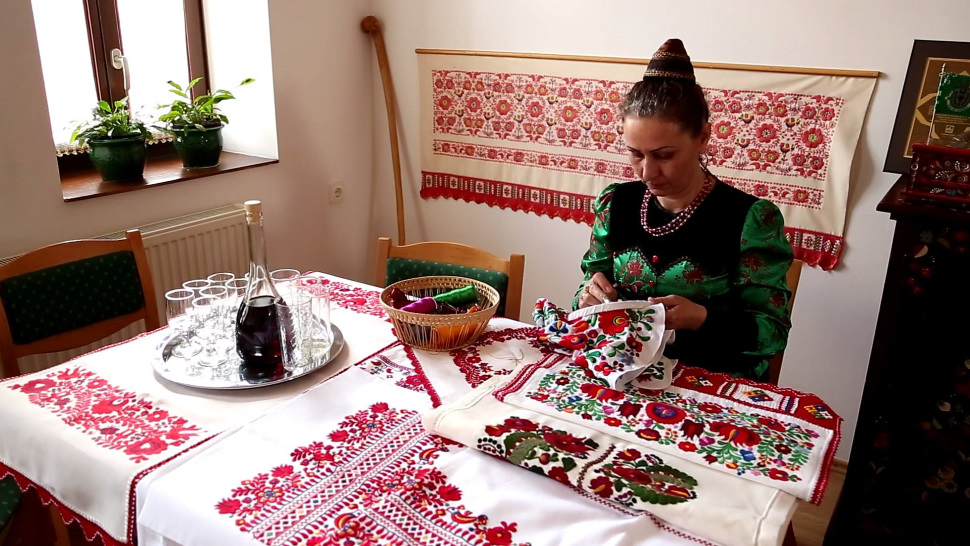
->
[375, 237, 525, 321]
[0, 229, 160, 379]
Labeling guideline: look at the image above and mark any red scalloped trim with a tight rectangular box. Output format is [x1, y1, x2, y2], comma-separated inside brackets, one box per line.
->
[0, 462, 126, 545]
[421, 171, 595, 224]
[421, 172, 846, 269]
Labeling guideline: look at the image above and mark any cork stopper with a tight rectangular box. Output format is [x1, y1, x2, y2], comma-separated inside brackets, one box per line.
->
[244, 200, 262, 222]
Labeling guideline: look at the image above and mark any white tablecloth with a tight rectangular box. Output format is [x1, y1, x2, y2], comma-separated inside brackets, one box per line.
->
[0, 274, 395, 544]
[0, 273, 838, 545]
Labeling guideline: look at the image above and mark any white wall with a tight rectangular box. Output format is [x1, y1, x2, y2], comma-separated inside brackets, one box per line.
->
[0, 0, 374, 283]
[368, 0, 970, 459]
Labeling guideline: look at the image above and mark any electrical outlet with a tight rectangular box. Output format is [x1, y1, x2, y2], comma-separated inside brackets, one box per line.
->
[328, 183, 344, 204]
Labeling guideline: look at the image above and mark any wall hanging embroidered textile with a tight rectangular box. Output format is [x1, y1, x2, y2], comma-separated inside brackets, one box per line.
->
[418, 51, 877, 269]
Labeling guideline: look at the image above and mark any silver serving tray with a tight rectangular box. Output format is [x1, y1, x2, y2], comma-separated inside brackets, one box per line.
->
[152, 324, 345, 390]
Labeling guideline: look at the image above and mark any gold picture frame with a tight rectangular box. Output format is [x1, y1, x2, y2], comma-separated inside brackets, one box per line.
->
[886, 40, 970, 174]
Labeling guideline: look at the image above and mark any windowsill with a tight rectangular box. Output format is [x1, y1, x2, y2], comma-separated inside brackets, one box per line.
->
[60, 151, 278, 202]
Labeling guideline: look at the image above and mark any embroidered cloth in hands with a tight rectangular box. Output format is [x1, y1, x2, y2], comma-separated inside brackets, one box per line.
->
[534, 298, 674, 390]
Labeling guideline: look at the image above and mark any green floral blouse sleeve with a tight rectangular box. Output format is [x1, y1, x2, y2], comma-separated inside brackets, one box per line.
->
[695, 199, 793, 375]
[572, 184, 619, 309]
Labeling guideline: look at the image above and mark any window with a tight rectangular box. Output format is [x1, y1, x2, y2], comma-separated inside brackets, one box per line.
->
[32, 0, 209, 144]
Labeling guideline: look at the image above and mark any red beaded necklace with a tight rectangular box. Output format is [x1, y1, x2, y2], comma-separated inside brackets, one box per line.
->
[639, 174, 715, 236]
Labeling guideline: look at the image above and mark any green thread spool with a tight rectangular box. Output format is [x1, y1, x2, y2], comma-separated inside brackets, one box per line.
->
[433, 285, 478, 306]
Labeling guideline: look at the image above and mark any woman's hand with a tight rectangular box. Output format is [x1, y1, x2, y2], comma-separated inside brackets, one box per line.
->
[578, 272, 619, 308]
[648, 295, 708, 330]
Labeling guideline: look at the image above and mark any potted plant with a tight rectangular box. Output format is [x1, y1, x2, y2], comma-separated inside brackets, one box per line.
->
[71, 97, 150, 182]
[157, 77, 254, 169]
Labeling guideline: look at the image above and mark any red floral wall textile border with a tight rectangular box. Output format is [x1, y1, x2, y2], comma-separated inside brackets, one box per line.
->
[419, 53, 875, 270]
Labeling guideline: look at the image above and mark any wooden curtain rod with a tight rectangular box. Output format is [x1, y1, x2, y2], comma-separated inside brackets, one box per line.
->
[415, 48, 880, 79]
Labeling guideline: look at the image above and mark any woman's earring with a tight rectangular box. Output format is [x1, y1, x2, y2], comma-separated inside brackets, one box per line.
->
[699, 153, 709, 172]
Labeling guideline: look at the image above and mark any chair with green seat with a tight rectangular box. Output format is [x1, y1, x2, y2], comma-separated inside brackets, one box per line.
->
[0, 229, 159, 542]
[375, 237, 525, 321]
[0, 476, 20, 537]
[0, 229, 160, 379]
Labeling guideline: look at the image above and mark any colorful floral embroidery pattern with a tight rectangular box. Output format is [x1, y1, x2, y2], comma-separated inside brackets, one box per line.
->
[217, 403, 525, 546]
[525, 365, 819, 484]
[476, 417, 697, 508]
[533, 299, 668, 389]
[591, 447, 699, 507]
[431, 70, 841, 181]
[7, 367, 202, 463]
[449, 327, 545, 388]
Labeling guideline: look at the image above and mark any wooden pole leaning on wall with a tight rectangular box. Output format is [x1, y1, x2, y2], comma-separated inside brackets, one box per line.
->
[362, 16, 406, 245]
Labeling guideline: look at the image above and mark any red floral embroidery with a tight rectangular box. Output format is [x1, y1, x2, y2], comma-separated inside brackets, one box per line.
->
[709, 422, 762, 447]
[448, 327, 547, 388]
[8, 368, 202, 463]
[542, 431, 593, 455]
[297, 278, 386, 319]
[217, 403, 527, 545]
[358, 352, 427, 395]
[597, 310, 630, 336]
[431, 70, 841, 182]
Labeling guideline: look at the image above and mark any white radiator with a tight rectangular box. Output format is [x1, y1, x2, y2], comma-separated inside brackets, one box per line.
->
[4, 205, 250, 374]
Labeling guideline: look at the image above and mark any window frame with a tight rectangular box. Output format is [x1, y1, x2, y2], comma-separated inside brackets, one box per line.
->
[81, 0, 211, 103]
[50, 0, 278, 199]
[58, 0, 212, 177]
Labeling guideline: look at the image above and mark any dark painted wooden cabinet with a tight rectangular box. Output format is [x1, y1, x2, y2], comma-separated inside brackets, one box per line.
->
[824, 177, 970, 544]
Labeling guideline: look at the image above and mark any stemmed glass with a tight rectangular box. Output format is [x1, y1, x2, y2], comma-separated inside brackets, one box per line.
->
[192, 296, 228, 367]
[199, 285, 234, 353]
[225, 278, 249, 312]
[206, 272, 235, 286]
[182, 279, 212, 297]
[165, 289, 202, 359]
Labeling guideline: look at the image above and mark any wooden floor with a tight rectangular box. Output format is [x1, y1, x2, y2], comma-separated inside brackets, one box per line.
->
[790, 459, 846, 545]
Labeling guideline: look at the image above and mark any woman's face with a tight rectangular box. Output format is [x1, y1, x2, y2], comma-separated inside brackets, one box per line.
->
[622, 116, 711, 197]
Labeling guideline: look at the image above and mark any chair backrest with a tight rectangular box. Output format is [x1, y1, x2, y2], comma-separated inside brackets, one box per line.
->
[767, 259, 803, 385]
[0, 230, 159, 378]
[375, 237, 525, 321]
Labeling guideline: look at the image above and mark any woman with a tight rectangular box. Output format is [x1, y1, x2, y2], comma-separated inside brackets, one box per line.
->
[574, 39, 793, 381]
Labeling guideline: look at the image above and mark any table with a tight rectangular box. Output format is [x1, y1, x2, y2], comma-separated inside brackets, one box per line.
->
[0, 274, 840, 546]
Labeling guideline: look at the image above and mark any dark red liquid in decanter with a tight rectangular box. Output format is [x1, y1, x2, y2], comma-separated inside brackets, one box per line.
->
[235, 295, 284, 369]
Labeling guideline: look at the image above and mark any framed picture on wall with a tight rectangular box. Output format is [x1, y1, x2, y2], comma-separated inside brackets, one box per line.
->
[885, 39, 970, 174]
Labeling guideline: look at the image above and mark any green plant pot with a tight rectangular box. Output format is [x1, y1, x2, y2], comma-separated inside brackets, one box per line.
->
[172, 124, 224, 169]
[88, 135, 147, 182]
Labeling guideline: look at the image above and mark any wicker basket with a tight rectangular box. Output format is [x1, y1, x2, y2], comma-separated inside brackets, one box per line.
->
[380, 276, 499, 351]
